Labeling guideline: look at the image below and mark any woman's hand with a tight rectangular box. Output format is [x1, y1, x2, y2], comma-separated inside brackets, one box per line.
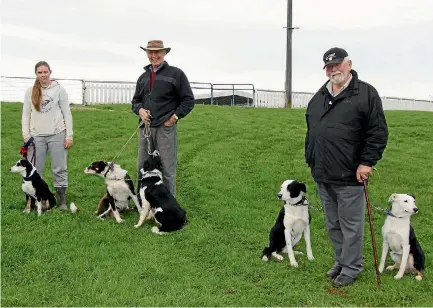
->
[64, 138, 73, 149]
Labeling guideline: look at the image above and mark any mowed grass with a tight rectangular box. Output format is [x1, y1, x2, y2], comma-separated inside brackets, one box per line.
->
[1, 102, 433, 307]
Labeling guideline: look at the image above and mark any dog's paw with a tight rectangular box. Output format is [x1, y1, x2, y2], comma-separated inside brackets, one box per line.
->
[307, 255, 315, 261]
[379, 266, 384, 273]
[151, 226, 164, 235]
[294, 250, 304, 255]
[134, 224, 141, 228]
[116, 219, 124, 224]
[289, 260, 299, 268]
[386, 265, 395, 271]
[261, 256, 269, 262]
[415, 275, 423, 281]
[22, 208, 31, 214]
[394, 273, 404, 280]
[273, 254, 284, 262]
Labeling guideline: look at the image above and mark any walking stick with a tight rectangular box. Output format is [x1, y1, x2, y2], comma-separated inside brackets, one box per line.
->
[363, 179, 382, 290]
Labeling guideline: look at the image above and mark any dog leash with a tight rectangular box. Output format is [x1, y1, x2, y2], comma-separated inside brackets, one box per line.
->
[142, 119, 152, 155]
[20, 137, 37, 166]
[104, 121, 145, 178]
[363, 179, 382, 290]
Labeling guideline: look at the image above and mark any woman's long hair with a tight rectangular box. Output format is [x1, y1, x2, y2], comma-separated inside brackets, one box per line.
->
[31, 61, 51, 112]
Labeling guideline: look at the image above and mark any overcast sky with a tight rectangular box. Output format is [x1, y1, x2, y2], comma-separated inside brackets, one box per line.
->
[1, 0, 432, 100]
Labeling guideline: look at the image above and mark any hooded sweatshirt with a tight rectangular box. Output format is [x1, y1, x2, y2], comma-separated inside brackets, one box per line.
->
[22, 80, 73, 140]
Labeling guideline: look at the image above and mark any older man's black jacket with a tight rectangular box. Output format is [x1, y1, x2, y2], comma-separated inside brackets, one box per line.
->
[131, 61, 195, 127]
[305, 70, 388, 186]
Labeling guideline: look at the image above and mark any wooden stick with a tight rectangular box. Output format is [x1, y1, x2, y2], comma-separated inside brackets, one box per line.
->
[363, 179, 382, 290]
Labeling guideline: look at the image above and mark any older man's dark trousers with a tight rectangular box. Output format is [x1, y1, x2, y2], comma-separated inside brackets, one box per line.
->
[137, 124, 178, 197]
[316, 182, 366, 279]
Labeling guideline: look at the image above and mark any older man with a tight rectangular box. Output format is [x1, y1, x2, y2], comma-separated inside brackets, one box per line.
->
[305, 47, 388, 287]
[131, 40, 195, 197]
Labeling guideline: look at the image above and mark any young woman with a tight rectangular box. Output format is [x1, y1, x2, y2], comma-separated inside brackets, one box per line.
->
[22, 61, 74, 210]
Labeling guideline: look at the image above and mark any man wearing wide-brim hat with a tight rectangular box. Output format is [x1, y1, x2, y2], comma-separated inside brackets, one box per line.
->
[139, 40, 172, 54]
[131, 40, 195, 197]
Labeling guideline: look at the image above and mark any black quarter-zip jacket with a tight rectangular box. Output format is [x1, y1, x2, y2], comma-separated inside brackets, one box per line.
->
[131, 61, 195, 127]
[305, 70, 388, 186]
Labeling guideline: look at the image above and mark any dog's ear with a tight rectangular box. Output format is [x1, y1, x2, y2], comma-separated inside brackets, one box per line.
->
[388, 193, 397, 202]
[20, 159, 34, 172]
[408, 194, 416, 200]
[287, 181, 301, 198]
[298, 183, 307, 193]
[20, 159, 31, 167]
[156, 156, 163, 170]
[142, 159, 150, 171]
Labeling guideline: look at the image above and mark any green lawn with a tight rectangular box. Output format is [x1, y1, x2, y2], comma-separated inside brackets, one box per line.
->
[1, 103, 432, 307]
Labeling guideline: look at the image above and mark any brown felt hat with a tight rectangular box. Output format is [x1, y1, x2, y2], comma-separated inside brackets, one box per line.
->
[140, 40, 171, 54]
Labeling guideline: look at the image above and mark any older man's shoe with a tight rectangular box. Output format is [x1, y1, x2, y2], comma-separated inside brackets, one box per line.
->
[326, 266, 342, 280]
[333, 274, 355, 287]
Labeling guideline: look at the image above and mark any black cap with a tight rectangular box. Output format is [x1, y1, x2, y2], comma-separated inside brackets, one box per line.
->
[323, 47, 348, 69]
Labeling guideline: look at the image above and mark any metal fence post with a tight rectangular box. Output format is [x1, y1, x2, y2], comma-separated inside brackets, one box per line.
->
[211, 83, 214, 105]
[232, 84, 235, 106]
[81, 80, 87, 105]
[252, 85, 256, 107]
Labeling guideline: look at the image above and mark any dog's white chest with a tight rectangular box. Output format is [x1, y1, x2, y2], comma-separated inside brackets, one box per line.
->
[105, 180, 130, 210]
[22, 181, 36, 197]
[284, 207, 308, 236]
[383, 218, 409, 253]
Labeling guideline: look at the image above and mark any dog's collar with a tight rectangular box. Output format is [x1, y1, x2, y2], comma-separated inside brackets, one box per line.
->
[104, 162, 115, 178]
[141, 170, 162, 180]
[384, 208, 403, 218]
[22, 168, 37, 181]
[286, 195, 308, 206]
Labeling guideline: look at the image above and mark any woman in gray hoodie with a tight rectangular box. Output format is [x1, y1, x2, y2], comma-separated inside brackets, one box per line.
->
[22, 61, 74, 211]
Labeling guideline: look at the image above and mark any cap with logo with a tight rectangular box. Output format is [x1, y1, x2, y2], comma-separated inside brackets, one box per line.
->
[323, 47, 348, 69]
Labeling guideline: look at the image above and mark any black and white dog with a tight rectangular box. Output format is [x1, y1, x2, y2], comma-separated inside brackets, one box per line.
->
[261, 180, 314, 267]
[134, 150, 187, 235]
[378, 193, 425, 281]
[9, 158, 56, 216]
[84, 161, 141, 223]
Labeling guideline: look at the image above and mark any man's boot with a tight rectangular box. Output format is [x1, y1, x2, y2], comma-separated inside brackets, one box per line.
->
[55, 187, 68, 211]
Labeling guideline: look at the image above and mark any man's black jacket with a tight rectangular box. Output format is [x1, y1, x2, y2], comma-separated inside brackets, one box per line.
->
[305, 70, 388, 186]
[131, 61, 195, 127]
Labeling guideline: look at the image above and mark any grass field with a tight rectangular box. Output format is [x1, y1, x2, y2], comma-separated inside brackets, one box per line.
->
[1, 102, 433, 307]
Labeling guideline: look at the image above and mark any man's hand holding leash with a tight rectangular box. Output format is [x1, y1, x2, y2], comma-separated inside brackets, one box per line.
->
[139, 108, 151, 123]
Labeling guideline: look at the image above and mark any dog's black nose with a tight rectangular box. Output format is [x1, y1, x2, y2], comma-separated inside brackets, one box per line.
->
[277, 193, 282, 199]
[413, 208, 418, 213]
[8, 168, 11, 171]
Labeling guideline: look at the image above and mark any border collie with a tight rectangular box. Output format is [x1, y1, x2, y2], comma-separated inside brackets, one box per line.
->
[261, 180, 314, 267]
[134, 150, 187, 235]
[9, 158, 56, 216]
[378, 193, 425, 281]
[84, 161, 141, 223]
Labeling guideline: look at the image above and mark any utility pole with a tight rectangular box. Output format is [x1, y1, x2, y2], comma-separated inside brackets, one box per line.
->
[284, 0, 298, 108]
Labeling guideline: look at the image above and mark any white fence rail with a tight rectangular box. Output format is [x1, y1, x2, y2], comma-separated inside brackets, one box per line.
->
[85, 81, 136, 104]
[1, 76, 432, 111]
[254, 90, 314, 108]
[1, 76, 84, 104]
[254, 89, 433, 111]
